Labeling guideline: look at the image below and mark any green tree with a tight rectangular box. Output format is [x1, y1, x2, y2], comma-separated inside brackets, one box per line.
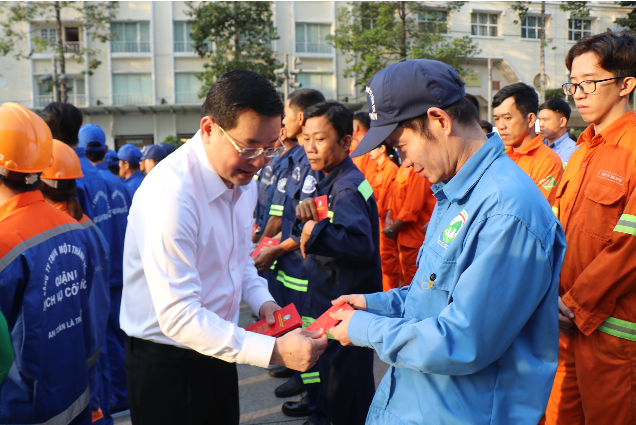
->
[162, 135, 184, 148]
[186, 1, 281, 98]
[327, 2, 480, 88]
[0, 1, 118, 103]
[559, 1, 590, 17]
[617, 2, 636, 31]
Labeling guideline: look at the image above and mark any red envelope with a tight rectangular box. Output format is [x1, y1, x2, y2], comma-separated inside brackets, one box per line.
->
[251, 237, 280, 258]
[245, 303, 302, 337]
[306, 303, 354, 336]
[314, 195, 329, 221]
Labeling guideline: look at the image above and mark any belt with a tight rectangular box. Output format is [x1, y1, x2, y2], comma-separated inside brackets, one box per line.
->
[129, 337, 209, 360]
[597, 317, 636, 342]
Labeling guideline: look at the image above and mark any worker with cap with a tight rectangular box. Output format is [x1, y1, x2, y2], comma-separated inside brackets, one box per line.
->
[104, 150, 120, 177]
[160, 142, 177, 156]
[0, 102, 108, 424]
[80, 124, 133, 414]
[326, 59, 566, 425]
[118, 144, 144, 196]
[40, 138, 112, 424]
[140, 144, 167, 175]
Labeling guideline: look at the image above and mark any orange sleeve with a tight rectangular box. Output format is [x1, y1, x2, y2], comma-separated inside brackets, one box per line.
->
[395, 171, 429, 224]
[534, 155, 564, 205]
[377, 164, 397, 219]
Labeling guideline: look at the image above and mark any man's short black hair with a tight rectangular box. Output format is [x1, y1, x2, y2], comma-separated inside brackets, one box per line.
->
[539, 98, 572, 121]
[0, 174, 41, 193]
[85, 143, 106, 162]
[492, 82, 539, 118]
[465, 93, 480, 111]
[288, 89, 326, 114]
[40, 102, 83, 146]
[399, 98, 480, 138]
[353, 111, 370, 131]
[304, 101, 353, 141]
[108, 164, 119, 176]
[200, 70, 284, 131]
[123, 160, 140, 171]
[480, 120, 493, 133]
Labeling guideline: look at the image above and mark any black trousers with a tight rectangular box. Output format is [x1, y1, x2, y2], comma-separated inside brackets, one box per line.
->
[125, 337, 239, 425]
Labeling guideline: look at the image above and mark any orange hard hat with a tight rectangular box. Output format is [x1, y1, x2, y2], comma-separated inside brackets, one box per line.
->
[41, 139, 84, 180]
[0, 102, 54, 174]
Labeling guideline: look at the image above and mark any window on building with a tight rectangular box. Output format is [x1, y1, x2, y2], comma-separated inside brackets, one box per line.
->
[112, 74, 152, 105]
[35, 78, 85, 107]
[296, 73, 333, 98]
[296, 24, 332, 54]
[111, 22, 150, 53]
[174, 22, 195, 53]
[568, 18, 591, 41]
[471, 13, 498, 37]
[419, 10, 448, 33]
[175, 73, 202, 104]
[64, 27, 80, 53]
[521, 16, 545, 39]
[40, 28, 57, 43]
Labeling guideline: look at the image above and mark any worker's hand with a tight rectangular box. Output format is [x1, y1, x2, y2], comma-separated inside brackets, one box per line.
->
[296, 198, 319, 222]
[259, 301, 281, 326]
[382, 226, 397, 240]
[332, 294, 367, 311]
[251, 228, 261, 244]
[300, 220, 317, 259]
[330, 309, 356, 346]
[270, 328, 328, 372]
[385, 212, 394, 228]
[254, 246, 279, 272]
[558, 297, 575, 338]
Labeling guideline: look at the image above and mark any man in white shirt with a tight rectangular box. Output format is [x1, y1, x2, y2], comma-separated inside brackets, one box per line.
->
[120, 70, 328, 425]
[538, 98, 579, 163]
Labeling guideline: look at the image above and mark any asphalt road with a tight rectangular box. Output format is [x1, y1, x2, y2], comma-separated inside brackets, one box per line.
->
[114, 302, 389, 425]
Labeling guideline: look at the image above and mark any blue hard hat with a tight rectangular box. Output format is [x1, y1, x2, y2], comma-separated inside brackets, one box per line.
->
[118, 144, 142, 163]
[104, 150, 119, 167]
[78, 124, 106, 152]
[140, 144, 167, 162]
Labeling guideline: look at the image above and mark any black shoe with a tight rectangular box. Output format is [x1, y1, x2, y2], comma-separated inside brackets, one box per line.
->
[282, 396, 311, 417]
[274, 375, 305, 398]
[269, 366, 295, 378]
[302, 420, 319, 425]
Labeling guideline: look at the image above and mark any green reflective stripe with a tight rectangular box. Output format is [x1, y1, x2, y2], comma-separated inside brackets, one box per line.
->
[618, 214, 636, 224]
[327, 210, 334, 223]
[269, 204, 284, 216]
[303, 378, 321, 384]
[269, 260, 277, 271]
[301, 371, 320, 383]
[277, 271, 308, 292]
[301, 372, 320, 378]
[614, 225, 636, 236]
[358, 179, 373, 201]
[254, 175, 259, 180]
[551, 206, 559, 217]
[598, 317, 636, 342]
[270, 204, 284, 211]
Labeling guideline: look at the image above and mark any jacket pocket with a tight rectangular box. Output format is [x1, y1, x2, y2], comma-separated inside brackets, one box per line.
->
[583, 179, 625, 241]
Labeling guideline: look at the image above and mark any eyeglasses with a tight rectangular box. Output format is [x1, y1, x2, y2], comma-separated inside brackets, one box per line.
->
[562, 77, 624, 96]
[219, 126, 285, 159]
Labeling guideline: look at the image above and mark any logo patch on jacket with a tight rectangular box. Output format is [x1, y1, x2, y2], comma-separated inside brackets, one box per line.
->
[277, 178, 288, 193]
[302, 175, 317, 194]
[292, 167, 301, 182]
[438, 209, 468, 249]
[538, 175, 557, 190]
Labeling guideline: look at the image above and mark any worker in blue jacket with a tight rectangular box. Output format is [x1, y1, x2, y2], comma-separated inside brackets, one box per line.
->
[80, 124, 134, 414]
[117, 144, 144, 196]
[294, 101, 381, 425]
[329, 60, 567, 425]
[104, 150, 120, 177]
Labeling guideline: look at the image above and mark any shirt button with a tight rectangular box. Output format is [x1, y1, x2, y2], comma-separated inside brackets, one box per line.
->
[582, 163, 586, 168]
[430, 273, 436, 281]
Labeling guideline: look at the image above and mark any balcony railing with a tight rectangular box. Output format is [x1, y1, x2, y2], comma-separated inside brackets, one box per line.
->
[32, 41, 82, 54]
[175, 92, 202, 104]
[296, 42, 332, 54]
[36, 94, 87, 107]
[113, 93, 152, 106]
[174, 41, 196, 53]
[111, 41, 151, 54]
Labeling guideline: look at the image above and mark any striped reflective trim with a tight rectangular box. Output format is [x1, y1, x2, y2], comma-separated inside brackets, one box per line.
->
[598, 316, 636, 342]
[87, 346, 102, 369]
[270, 260, 277, 271]
[81, 220, 95, 229]
[301, 371, 320, 384]
[358, 179, 373, 201]
[327, 210, 334, 223]
[276, 271, 308, 292]
[0, 222, 85, 273]
[269, 204, 284, 217]
[32, 385, 90, 425]
[551, 206, 559, 218]
[614, 214, 636, 236]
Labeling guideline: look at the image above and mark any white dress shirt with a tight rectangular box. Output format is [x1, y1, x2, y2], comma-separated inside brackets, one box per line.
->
[120, 131, 276, 368]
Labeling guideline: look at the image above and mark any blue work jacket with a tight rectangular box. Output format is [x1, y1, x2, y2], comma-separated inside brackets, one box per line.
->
[348, 135, 566, 425]
[124, 170, 144, 196]
[255, 156, 279, 231]
[0, 192, 110, 424]
[296, 156, 382, 317]
[269, 145, 302, 220]
[95, 162, 133, 287]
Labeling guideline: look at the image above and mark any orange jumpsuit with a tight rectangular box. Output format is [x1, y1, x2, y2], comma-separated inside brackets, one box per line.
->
[390, 166, 436, 286]
[350, 140, 376, 181]
[546, 111, 636, 425]
[369, 157, 400, 291]
[506, 135, 564, 204]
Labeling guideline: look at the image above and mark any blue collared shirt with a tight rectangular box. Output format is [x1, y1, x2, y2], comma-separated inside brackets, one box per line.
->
[349, 134, 566, 425]
[124, 171, 145, 196]
[545, 133, 578, 164]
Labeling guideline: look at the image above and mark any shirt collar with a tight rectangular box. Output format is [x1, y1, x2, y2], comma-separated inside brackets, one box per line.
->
[125, 171, 143, 182]
[0, 191, 45, 221]
[546, 132, 571, 149]
[291, 144, 306, 163]
[317, 156, 354, 193]
[506, 134, 543, 157]
[578, 110, 636, 148]
[73, 147, 86, 158]
[432, 133, 504, 204]
[375, 156, 389, 171]
[94, 162, 107, 170]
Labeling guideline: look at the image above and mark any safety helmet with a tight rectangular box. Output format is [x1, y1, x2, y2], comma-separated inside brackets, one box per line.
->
[0, 102, 54, 175]
[41, 139, 84, 182]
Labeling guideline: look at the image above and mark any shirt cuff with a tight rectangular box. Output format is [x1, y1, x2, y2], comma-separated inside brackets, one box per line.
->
[561, 292, 604, 336]
[237, 331, 277, 368]
[396, 210, 418, 224]
[348, 310, 375, 348]
[244, 287, 275, 318]
[365, 293, 390, 316]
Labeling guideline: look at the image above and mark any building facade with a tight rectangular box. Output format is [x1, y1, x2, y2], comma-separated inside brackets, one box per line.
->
[0, 1, 629, 149]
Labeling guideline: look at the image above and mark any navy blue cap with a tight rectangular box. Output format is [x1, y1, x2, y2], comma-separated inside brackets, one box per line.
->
[140, 145, 166, 162]
[160, 142, 177, 155]
[78, 124, 107, 152]
[351, 59, 466, 157]
[118, 144, 142, 163]
[104, 150, 119, 167]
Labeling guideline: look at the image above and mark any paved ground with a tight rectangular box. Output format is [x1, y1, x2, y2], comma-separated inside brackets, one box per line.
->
[114, 303, 389, 425]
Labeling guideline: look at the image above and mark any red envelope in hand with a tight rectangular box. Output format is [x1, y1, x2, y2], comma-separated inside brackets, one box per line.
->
[245, 303, 302, 337]
[314, 195, 329, 221]
[306, 303, 354, 336]
[251, 237, 280, 258]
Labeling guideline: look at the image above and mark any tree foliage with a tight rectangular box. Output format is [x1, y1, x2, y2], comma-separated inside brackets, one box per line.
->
[559, 1, 590, 17]
[186, 1, 281, 97]
[327, 2, 480, 87]
[617, 1, 636, 31]
[162, 135, 184, 148]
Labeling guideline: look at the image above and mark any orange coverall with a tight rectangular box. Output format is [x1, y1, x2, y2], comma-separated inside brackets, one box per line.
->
[390, 166, 436, 286]
[506, 135, 564, 204]
[351, 140, 377, 181]
[546, 111, 636, 425]
[369, 157, 400, 291]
